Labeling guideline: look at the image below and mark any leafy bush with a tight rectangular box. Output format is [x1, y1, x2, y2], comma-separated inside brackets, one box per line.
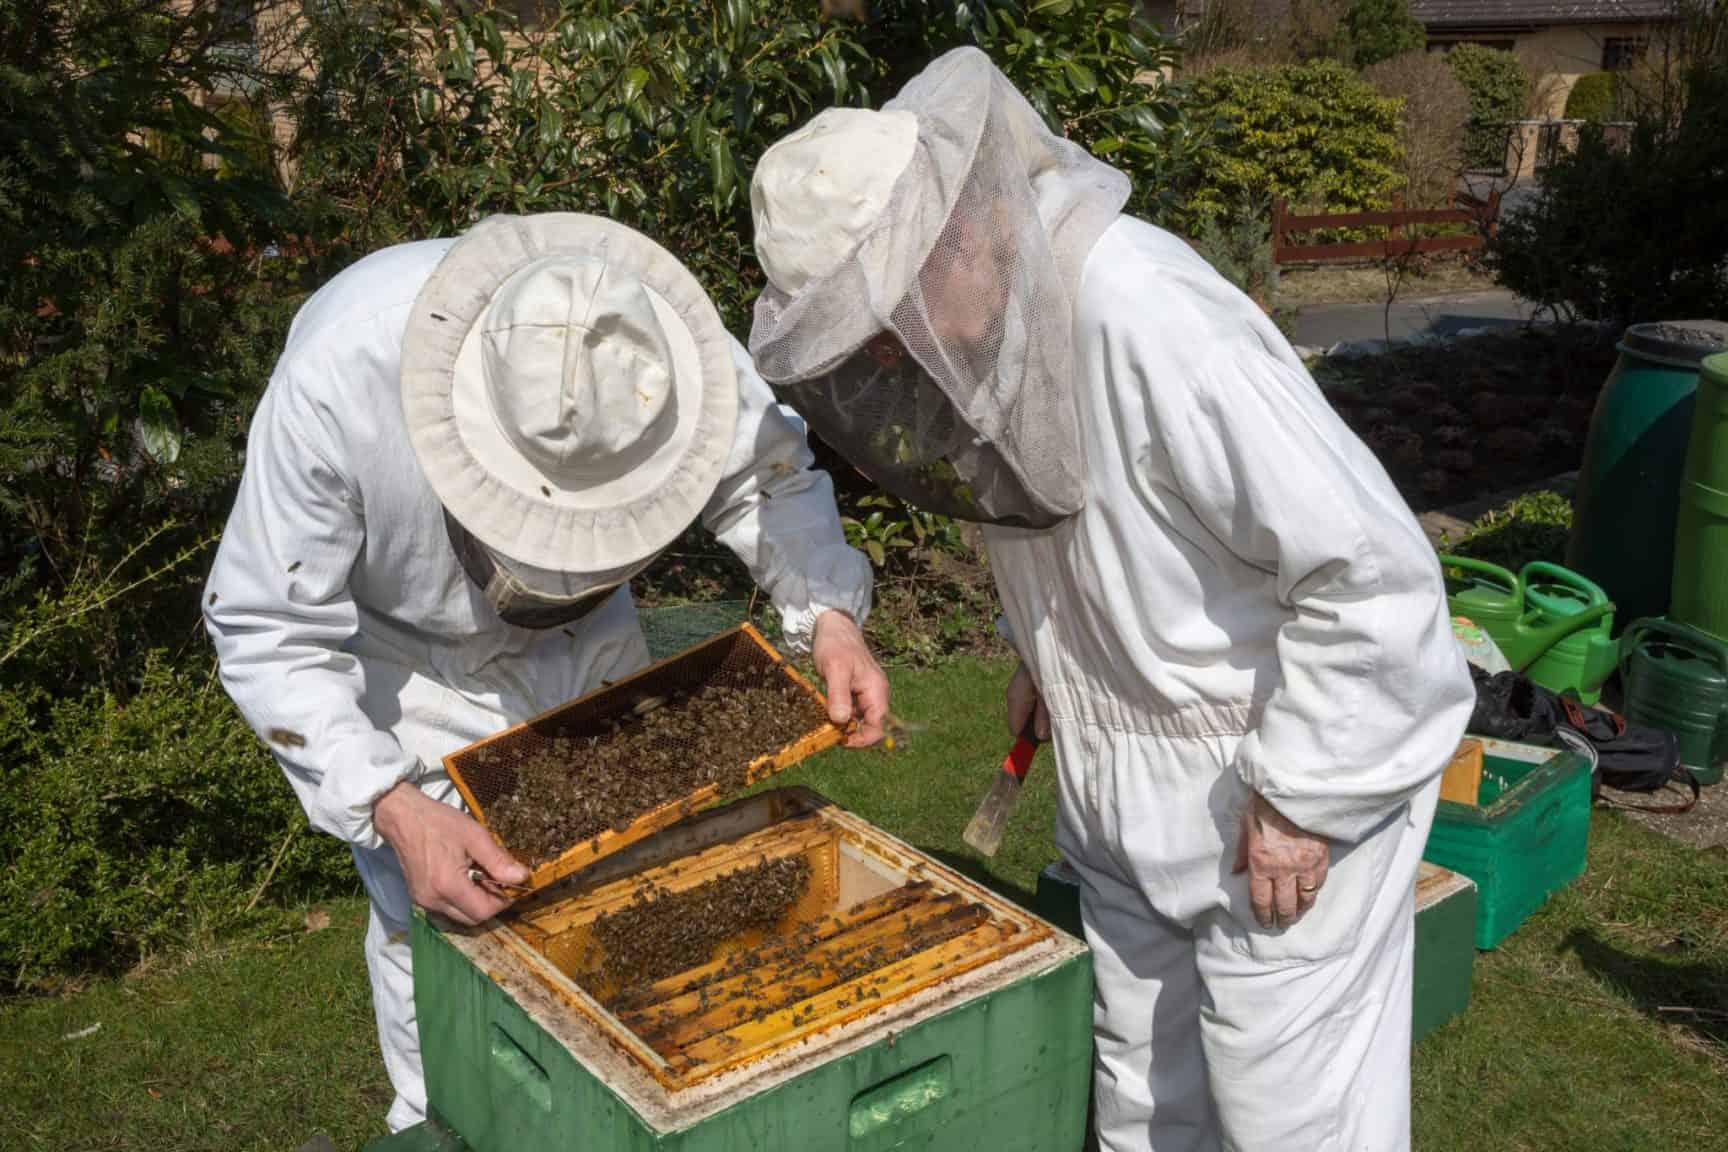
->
[282, 0, 880, 334]
[1445, 44, 1529, 169]
[0, 657, 354, 989]
[1490, 63, 1728, 323]
[1180, 59, 1403, 222]
[845, 2, 1199, 239]
[1364, 51, 1469, 208]
[1440, 490, 1574, 572]
[1565, 72, 1619, 122]
[283, 0, 1195, 333]
[1187, 202, 1279, 311]
[1327, 0, 1425, 69]
[0, 0, 298, 657]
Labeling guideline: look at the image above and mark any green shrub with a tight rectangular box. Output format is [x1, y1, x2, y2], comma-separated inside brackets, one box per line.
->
[1187, 201, 1278, 310]
[0, 659, 354, 989]
[864, 1, 1197, 226]
[1440, 491, 1574, 572]
[286, 0, 1195, 333]
[1, 0, 298, 665]
[1445, 44, 1528, 169]
[1328, 0, 1426, 69]
[1565, 72, 1618, 122]
[1490, 64, 1728, 323]
[1180, 59, 1403, 223]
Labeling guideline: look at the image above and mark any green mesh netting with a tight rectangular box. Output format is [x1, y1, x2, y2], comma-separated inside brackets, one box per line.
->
[637, 600, 782, 661]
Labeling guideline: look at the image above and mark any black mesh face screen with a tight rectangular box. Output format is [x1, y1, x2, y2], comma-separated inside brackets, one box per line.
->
[444, 510, 621, 630]
[774, 344, 1056, 530]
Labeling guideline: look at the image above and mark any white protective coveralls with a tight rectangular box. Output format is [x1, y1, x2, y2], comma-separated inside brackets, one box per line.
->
[203, 237, 872, 1131]
[746, 48, 1475, 1151]
[983, 215, 1475, 1151]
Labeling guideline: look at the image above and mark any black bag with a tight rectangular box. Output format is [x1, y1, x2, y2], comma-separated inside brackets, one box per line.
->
[1467, 664, 1562, 743]
[1467, 665, 1698, 814]
[1553, 695, 1699, 814]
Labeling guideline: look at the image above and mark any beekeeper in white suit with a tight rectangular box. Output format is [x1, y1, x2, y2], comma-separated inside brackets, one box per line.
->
[204, 214, 887, 1132]
[748, 49, 1474, 1151]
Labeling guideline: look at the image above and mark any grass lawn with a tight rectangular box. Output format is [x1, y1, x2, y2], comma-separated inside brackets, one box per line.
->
[4, 660, 1725, 1151]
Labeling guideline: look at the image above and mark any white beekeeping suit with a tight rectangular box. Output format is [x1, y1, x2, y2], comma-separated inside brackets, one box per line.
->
[205, 215, 878, 1132]
[748, 48, 1473, 1152]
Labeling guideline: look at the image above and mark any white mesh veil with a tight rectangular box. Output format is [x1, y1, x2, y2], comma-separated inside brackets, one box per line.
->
[749, 47, 1130, 527]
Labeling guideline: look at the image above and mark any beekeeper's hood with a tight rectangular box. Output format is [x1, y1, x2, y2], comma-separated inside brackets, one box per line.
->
[401, 214, 738, 627]
[748, 47, 1129, 528]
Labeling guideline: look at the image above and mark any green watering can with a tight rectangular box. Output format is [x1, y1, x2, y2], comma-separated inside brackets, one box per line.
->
[1441, 557, 1618, 703]
[1620, 618, 1728, 786]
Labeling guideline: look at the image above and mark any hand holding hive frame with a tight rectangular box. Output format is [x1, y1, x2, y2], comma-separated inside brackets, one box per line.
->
[444, 625, 846, 895]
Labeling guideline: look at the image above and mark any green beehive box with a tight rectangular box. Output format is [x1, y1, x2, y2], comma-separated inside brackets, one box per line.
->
[1410, 864, 1476, 1043]
[413, 788, 1093, 1152]
[1033, 859, 1477, 1044]
[1422, 739, 1592, 950]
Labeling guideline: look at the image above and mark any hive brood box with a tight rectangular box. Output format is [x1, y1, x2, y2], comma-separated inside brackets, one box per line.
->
[444, 624, 843, 893]
[1422, 738, 1592, 949]
[415, 788, 1093, 1152]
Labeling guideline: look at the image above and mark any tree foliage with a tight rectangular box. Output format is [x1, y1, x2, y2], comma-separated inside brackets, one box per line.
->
[1491, 3, 1728, 323]
[0, 1, 296, 634]
[1181, 59, 1404, 222]
[1328, 0, 1426, 69]
[1564, 72, 1619, 122]
[1445, 43, 1529, 169]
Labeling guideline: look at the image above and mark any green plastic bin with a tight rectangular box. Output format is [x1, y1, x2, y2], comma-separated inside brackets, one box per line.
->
[1671, 352, 1728, 640]
[1569, 320, 1728, 630]
[1422, 739, 1593, 950]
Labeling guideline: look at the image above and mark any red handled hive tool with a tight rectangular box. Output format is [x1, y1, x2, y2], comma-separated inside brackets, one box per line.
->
[962, 722, 1041, 858]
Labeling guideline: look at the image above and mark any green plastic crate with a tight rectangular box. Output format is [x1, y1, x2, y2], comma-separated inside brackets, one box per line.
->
[1033, 859, 1477, 1044]
[414, 790, 1094, 1152]
[1411, 864, 1476, 1043]
[1422, 740, 1593, 950]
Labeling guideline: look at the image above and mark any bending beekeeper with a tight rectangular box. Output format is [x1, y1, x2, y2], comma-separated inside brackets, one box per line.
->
[748, 49, 1474, 1152]
[204, 214, 887, 1132]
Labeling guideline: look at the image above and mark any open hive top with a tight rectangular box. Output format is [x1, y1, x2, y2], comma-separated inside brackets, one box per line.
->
[444, 624, 842, 893]
[437, 788, 1082, 1130]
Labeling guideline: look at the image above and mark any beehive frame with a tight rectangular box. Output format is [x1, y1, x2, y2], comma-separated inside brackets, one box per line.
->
[468, 789, 1058, 1095]
[444, 625, 843, 894]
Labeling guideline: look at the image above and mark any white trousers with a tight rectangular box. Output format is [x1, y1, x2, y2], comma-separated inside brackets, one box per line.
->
[353, 839, 428, 1134]
[1055, 725, 1436, 1152]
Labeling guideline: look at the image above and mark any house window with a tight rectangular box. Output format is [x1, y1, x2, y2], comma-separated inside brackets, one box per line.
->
[1602, 37, 1646, 72]
[214, 0, 255, 41]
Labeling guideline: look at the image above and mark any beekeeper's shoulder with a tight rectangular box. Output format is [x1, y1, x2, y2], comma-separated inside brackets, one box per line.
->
[261, 238, 456, 459]
[276, 238, 458, 387]
[1074, 215, 1267, 378]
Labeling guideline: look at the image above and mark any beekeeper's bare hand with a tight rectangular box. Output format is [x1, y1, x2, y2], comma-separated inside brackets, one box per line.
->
[374, 782, 528, 926]
[1005, 663, 1051, 741]
[1233, 792, 1329, 929]
[813, 610, 890, 748]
